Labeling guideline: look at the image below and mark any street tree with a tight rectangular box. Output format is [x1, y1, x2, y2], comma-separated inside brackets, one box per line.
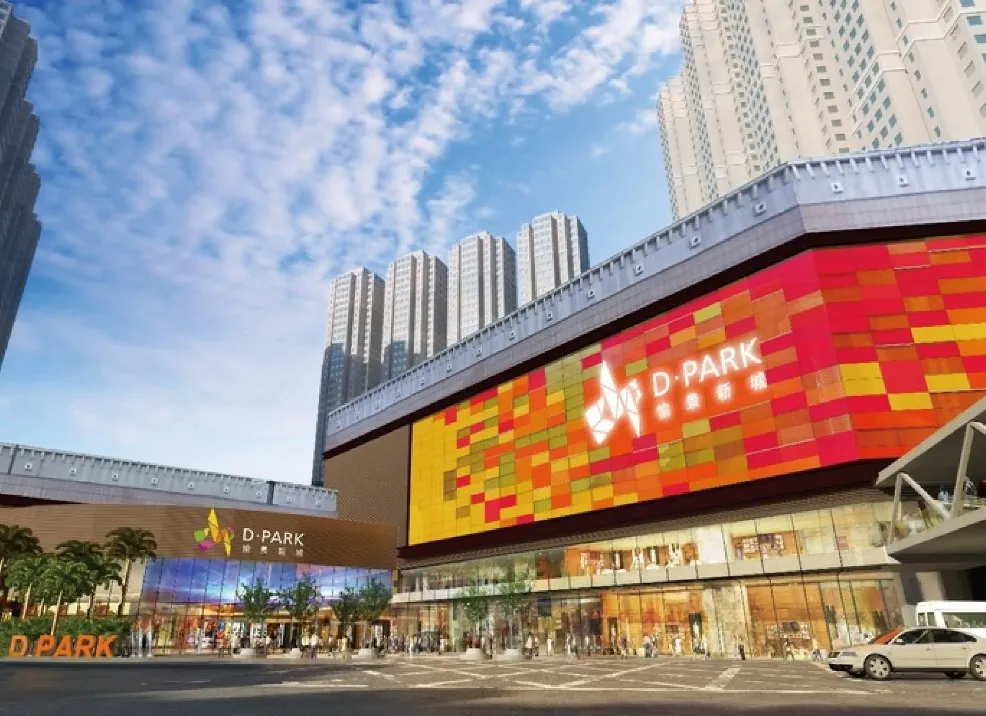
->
[357, 579, 392, 647]
[332, 586, 361, 648]
[495, 579, 532, 650]
[238, 578, 274, 650]
[277, 574, 321, 647]
[459, 585, 491, 649]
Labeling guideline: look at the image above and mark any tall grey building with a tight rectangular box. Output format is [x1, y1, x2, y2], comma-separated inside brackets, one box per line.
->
[658, 0, 986, 220]
[516, 211, 589, 306]
[310, 268, 384, 485]
[447, 231, 516, 345]
[381, 251, 447, 380]
[0, 4, 41, 372]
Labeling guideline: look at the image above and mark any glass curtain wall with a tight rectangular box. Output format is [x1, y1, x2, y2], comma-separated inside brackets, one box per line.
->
[390, 573, 904, 658]
[130, 558, 390, 654]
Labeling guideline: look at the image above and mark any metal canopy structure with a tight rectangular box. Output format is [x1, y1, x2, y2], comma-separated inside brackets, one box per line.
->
[875, 395, 986, 568]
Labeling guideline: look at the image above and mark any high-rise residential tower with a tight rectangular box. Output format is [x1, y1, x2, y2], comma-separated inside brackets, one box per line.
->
[0, 4, 41, 372]
[658, 0, 986, 220]
[381, 251, 448, 380]
[311, 268, 384, 484]
[516, 211, 589, 306]
[447, 231, 517, 345]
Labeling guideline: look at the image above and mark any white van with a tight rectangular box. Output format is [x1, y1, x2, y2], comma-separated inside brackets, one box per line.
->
[916, 601, 986, 639]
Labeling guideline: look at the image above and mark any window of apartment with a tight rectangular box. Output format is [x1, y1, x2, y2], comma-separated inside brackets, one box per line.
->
[820, 77, 832, 86]
[978, 34, 986, 43]
[889, 115, 897, 127]
[915, 69, 923, 81]
[883, 96, 892, 109]
[894, 131, 903, 145]
[961, 0, 977, 8]
[835, 133, 847, 141]
[935, 126, 943, 137]
[967, 60, 977, 77]
[824, 91, 836, 99]
[921, 87, 929, 99]
[875, 108, 884, 121]
[974, 80, 984, 96]
[981, 102, 986, 117]
[960, 43, 970, 59]
[928, 106, 936, 118]
[867, 120, 876, 132]
[881, 126, 889, 139]
[832, 119, 843, 127]
[969, 15, 984, 26]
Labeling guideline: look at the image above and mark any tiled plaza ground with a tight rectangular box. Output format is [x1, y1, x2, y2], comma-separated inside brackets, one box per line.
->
[2, 655, 985, 715]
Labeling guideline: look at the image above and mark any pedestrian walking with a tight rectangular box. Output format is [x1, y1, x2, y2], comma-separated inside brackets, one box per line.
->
[547, 635, 554, 657]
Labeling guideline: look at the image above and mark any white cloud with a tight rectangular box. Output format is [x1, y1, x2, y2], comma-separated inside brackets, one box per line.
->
[4, 0, 681, 482]
[590, 144, 609, 158]
[619, 106, 659, 135]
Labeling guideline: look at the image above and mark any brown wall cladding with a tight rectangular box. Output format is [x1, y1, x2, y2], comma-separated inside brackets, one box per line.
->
[322, 425, 410, 548]
[0, 503, 396, 569]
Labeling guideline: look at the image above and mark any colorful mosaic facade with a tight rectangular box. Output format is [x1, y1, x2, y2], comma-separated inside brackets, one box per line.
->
[409, 236, 986, 545]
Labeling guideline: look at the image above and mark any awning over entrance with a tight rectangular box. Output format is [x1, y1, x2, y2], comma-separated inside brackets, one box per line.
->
[875, 395, 986, 567]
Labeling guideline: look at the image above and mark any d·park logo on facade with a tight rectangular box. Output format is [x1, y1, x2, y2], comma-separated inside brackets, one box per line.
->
[194, 508, 306, 560]
[584, 337, 767, 445]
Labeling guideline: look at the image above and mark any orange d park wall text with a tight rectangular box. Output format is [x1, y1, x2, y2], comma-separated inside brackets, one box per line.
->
[409, 234, 986, 545]
[8, 634, 117, 658]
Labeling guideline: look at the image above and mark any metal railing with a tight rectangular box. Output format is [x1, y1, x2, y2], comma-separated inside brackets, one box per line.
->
[888, 421, 986, 545]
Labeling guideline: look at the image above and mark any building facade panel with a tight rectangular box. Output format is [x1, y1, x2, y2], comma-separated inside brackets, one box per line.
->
[408, 234, 986, 545]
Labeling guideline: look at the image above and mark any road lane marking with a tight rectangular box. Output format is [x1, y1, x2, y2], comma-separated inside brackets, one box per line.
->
[703, 666, 741, 691]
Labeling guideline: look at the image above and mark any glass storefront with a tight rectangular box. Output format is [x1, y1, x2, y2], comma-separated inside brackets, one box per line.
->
[390, 573, 905, 658]
[398, 501, 926, 593]
[44, 557, 390, 654]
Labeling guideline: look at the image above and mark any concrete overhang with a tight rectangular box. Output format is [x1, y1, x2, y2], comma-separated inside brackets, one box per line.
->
[875, 395, 986, 490]
[887, 506, 986, 570]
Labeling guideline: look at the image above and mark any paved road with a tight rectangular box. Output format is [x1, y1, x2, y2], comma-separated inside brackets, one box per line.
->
[1, 656, 984, 716]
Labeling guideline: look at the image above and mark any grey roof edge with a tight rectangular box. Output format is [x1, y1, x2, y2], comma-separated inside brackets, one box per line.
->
[323, 139, 986, 453]
[1, 441, 338, 512]
[875, 394, 986, 487]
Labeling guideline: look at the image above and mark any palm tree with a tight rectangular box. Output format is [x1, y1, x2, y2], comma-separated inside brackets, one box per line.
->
[37, 557, 91, 634]
[104, 527, 157, 616]
[56, 540, 114, 617]
[0, 525, 42, 615]
[6, 554, 49, 618]
[86, 555, 123, 618]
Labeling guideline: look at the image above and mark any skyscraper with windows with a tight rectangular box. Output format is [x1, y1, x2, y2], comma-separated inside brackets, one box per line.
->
[381, 251, 448, 380]
[658, 0, 986, 220]
[0, 4, 41, 372]
[516, 211, 589, 306]
[311, 268, 384, 484]
[447, 232, 517, 345]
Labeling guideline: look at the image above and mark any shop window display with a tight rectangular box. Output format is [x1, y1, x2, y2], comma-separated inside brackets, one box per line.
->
[389, 575, 906, 660]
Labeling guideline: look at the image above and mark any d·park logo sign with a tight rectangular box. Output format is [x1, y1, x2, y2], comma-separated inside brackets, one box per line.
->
[584, 337, 767, 445]
[193, 508, 307, 560]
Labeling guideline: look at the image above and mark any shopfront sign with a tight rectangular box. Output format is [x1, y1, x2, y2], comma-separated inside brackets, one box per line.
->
[194, 508, 306, 560]
[8, 634, 117, 658]
[585, 337, 767, 445]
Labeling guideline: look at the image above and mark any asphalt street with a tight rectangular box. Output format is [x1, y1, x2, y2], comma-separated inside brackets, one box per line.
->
[1, 656, 984, 716]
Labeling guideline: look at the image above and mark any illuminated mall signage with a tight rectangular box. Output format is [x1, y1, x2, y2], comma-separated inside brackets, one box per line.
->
[586, 337, 767, 444]
[194, 508, 306, 560]
[8, 634, 117, 658]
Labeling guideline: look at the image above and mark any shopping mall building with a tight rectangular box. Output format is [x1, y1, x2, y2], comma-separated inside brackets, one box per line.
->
[0, 444, 395, 652]
[318, 140, 986, 659]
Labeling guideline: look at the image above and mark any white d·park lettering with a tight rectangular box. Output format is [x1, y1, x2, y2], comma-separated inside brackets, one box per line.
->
[241, 527, 305, 548]
[651, 337, 762, 397]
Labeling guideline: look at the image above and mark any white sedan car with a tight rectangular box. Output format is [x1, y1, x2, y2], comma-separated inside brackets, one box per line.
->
[828, 627, 986, 681]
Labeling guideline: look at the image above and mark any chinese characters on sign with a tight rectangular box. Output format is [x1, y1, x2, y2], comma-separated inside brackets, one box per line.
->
[586, 337, 768, 444]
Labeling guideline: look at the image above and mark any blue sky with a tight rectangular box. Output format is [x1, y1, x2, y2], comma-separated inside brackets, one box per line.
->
[0, 0, 683, 483]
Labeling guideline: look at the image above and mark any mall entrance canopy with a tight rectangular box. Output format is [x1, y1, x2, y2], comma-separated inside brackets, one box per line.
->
[875, 395, 986, 570]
